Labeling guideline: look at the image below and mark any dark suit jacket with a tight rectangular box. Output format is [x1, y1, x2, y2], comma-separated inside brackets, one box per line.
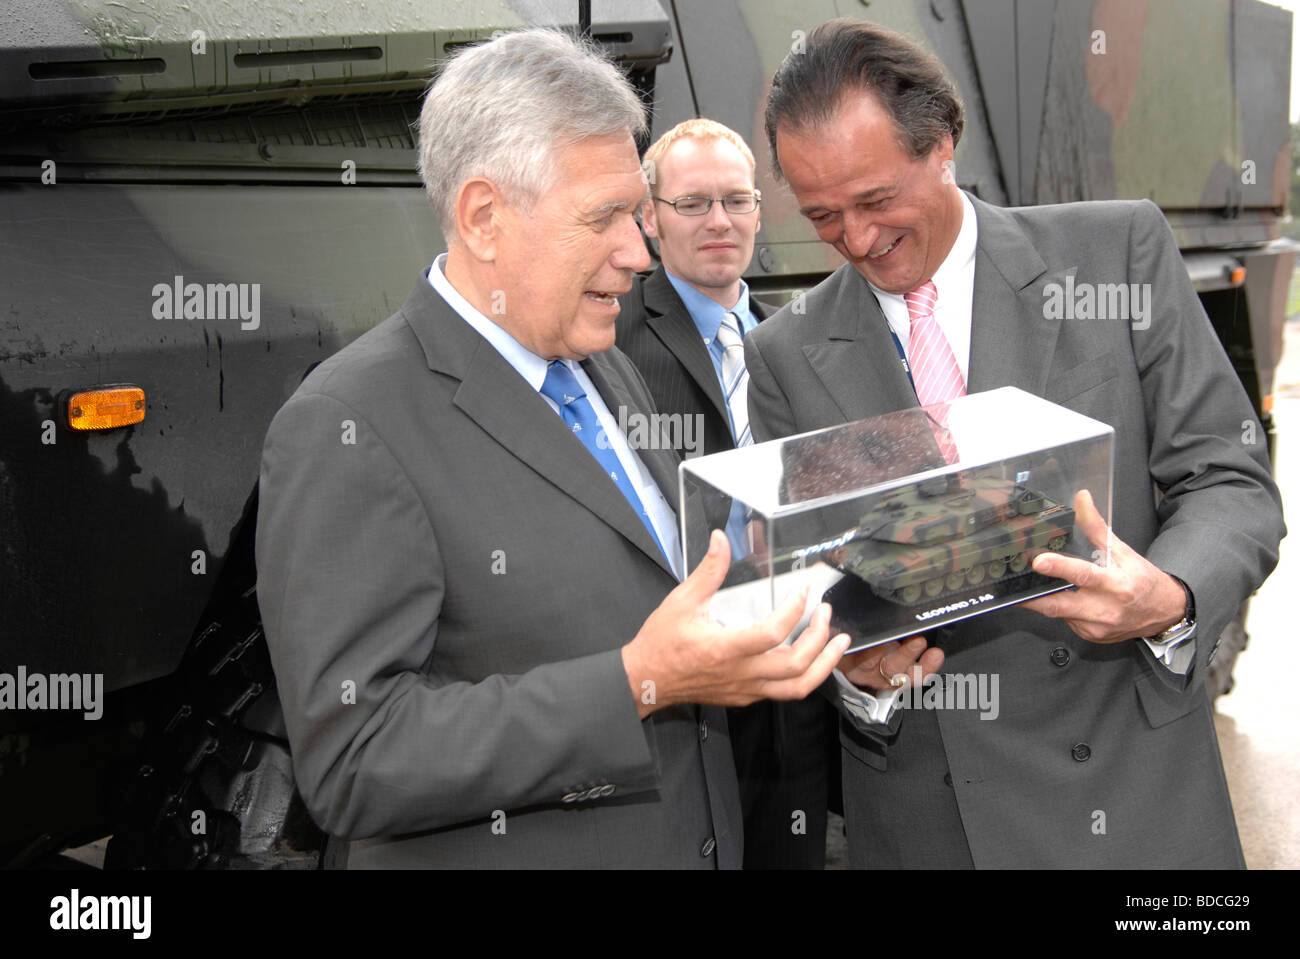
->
[256, 275, 742, 868]
[615, 267, 771, 459]
[745, 195, 1285, 868]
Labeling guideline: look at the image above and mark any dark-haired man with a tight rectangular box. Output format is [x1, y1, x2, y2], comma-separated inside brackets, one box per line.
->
[746, 18, 1283, 868]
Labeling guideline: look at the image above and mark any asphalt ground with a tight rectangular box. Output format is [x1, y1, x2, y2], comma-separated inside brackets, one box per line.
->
[1214, 307, 1300, 869]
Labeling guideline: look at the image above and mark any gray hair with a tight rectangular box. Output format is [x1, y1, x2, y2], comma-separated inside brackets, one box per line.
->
[418, 29, 647, 239]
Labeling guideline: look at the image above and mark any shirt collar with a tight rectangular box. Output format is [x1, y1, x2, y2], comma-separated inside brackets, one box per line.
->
[427, 253, 557, 391]
[663, 269, 751, 343]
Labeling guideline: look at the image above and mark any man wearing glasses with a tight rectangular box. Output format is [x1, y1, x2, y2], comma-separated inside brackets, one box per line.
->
[617, 118, 837, 869]
[619, 119, 767, 474]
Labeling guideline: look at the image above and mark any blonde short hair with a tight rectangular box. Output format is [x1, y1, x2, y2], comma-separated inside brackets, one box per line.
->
[641, 117, 756, 187]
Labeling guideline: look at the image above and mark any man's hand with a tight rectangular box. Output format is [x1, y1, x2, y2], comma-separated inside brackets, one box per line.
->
[622, 530, 851, 718]
[1020, 489, 1187, 643]
[837, 635, 944, 691]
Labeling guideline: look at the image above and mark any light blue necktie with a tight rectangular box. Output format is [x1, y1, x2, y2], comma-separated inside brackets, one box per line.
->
[540, 361, 668, 562]
[715, 312, 752, 447]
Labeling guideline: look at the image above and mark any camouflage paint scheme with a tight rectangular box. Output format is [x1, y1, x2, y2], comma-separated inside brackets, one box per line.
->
[830, 477, 1074, 605]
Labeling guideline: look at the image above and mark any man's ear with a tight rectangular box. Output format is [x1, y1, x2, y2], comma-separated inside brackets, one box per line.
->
[640, 197, 659, 240]
[933, 134, 955, 171]
[455, 177, 501, 261]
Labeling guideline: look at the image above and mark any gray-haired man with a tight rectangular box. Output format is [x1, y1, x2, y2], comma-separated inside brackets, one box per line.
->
[254, 28, 847, 869]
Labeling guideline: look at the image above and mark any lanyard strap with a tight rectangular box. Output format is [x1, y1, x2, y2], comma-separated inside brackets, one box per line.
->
[887, 326, 916, 395]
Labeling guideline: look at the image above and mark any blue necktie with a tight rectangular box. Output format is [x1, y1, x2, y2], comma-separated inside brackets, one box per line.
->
[540, 361, 668, 562]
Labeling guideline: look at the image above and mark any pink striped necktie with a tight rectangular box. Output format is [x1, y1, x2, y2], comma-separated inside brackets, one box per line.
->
[903, 280, 964, 462]
[903, 281, 965, 406]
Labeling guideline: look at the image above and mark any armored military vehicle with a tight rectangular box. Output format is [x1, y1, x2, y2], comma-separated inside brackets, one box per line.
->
[830, 477, 1074, 605]
[1, 0, 1291, 867]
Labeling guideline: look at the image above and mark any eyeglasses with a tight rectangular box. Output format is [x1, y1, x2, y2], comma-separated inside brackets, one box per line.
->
[653, 193, 761, 216]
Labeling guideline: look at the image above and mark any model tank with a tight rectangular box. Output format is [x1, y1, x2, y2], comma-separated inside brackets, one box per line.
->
[831, 477, 1075, 606]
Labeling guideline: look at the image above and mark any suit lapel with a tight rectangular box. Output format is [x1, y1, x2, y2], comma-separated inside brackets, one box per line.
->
[805, 270, 918, 422]
[402, 276, 675, 578]
[965, 196, 1057, 396]
[642, 268, 731, 425]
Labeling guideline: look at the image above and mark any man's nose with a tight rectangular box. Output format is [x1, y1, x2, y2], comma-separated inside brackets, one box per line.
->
[615, 214, 652, 272]
[841, 210, 881, 260]
[703, 198, 732, 230]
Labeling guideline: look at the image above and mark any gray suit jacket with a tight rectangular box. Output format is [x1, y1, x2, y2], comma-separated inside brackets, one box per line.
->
[256, 276, 741, 868]
[744, 194, 1284, 867]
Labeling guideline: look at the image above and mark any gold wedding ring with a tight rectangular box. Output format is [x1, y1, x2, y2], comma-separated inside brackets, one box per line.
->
[878, 658, 905, 688]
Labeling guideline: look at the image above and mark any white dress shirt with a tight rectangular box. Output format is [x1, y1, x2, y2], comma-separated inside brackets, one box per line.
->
[868, 191, 978, 386]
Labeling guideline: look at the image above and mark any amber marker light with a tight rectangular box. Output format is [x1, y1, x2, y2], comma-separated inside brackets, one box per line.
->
[67, 386, 146, 431]
[1229, 265, 1247, 286]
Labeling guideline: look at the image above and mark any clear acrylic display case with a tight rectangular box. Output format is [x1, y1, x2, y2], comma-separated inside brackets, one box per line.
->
[679, 387, 1115, 651]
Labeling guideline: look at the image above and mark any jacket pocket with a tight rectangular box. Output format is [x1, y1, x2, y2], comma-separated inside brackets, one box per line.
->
[1047, 353, 1119, 404]
[839, 715, 891, 771]
[1134, 668, 1207, 728]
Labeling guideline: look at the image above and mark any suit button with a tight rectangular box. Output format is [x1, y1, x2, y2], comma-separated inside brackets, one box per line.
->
[562, 792, 579, 803]
[598, 784, 616, 797]
[700, 837, 715, 858]
[943, 772, 953, 787]
[699, 720, 708, 742]
[1071, 743, 1091, 762]
[1050, 646, 1071, 667]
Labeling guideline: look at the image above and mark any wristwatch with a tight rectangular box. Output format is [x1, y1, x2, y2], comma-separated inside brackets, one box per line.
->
[1145, 575, 1197, 650]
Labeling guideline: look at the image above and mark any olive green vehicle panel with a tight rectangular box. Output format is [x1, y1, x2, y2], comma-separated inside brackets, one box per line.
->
[2, 0, 671, 113]
[1, 183, 444, 692]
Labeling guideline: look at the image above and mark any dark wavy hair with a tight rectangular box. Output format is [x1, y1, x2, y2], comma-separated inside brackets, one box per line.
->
[764, 18, 964, 179]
